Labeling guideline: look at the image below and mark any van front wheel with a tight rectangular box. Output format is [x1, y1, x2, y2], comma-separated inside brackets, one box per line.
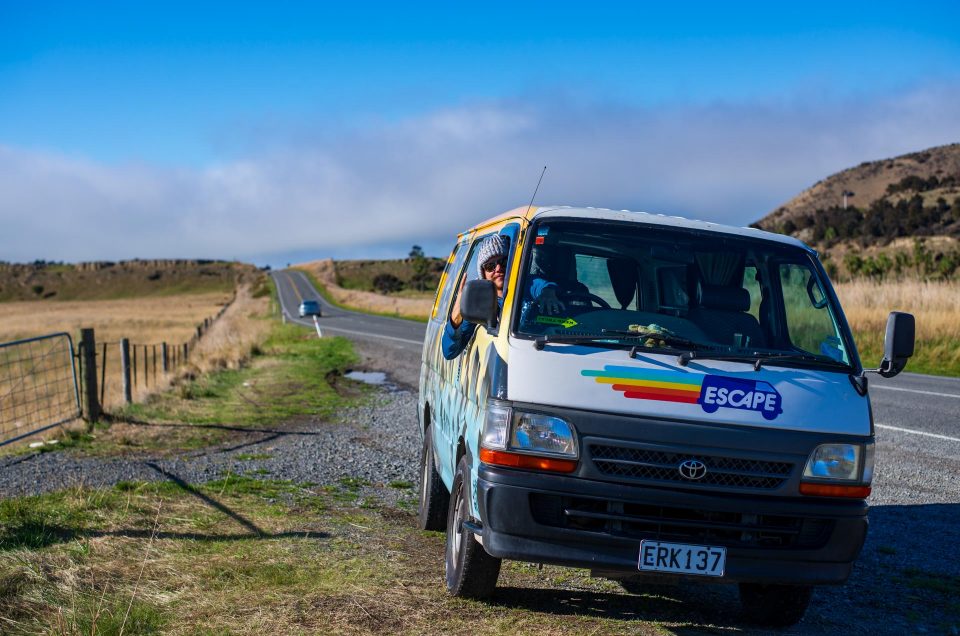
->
[738, 582, 813, 626]
[417, 426, 449, 531]
[445, 458, 501, 598]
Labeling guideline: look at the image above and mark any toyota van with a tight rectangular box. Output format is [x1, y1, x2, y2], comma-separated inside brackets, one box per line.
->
[417, 205, 914, 626]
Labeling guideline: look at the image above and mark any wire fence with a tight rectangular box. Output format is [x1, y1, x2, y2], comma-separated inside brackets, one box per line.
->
[0, 333, 81, 446]
[84, 339, 196, 409]
[0, 292, 236, 447]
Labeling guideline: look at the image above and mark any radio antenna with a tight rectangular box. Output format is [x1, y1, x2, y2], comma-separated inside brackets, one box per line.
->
[525, 166, 547, 216]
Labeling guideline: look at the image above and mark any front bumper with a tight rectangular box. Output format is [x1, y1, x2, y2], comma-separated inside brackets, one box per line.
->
[477, 464, 867, 585]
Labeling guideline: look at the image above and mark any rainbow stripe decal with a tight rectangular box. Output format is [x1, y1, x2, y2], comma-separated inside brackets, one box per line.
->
[581, 366, 703, 404]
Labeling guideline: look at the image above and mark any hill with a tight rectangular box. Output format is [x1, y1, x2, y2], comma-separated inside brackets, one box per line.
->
[333, 256, 445, 295]
[0, 259, 262, 302]
[754, 143, 960, 279]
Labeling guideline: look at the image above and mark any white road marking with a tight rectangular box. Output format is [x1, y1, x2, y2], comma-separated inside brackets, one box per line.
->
[871, 385, 960, 399]
[876, 423, 960, 443]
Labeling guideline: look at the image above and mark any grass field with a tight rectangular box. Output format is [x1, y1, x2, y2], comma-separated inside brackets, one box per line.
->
[0, 281, 277, 437]
[834, 278, 960, 376]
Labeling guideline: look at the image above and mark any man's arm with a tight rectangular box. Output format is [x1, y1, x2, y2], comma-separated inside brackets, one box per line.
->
[441, 317, 476, 360]
[529, 277, 564, 315]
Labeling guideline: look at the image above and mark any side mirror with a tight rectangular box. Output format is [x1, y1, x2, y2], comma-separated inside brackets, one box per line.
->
[460, 279, 498, 328]
[877, 311, 915, 378]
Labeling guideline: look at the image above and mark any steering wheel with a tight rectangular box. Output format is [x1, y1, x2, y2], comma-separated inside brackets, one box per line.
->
[559, 290, 611, 310]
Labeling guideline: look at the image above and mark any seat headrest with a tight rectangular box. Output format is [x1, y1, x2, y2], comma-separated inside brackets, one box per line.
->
[698, 284, 750, 312]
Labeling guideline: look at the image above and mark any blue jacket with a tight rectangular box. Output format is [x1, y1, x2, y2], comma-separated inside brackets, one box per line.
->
[441, 278, 555, 360]
[441, 297, 503, 360]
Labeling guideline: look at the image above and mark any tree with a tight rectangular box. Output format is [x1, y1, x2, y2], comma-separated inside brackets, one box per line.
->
[409, 245, 430, 291]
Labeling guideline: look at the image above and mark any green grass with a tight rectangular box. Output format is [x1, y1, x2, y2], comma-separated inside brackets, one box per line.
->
[854, 331, 960, 377]
[121, 324, 363, 428]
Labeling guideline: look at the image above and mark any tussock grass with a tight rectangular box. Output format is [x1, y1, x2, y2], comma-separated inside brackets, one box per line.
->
[834, 278, 960, 375]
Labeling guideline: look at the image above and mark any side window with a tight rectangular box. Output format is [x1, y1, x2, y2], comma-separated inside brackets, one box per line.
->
[448, 226, 518, 329]
[448, 235, 491, 324]
[779, 263, 848, 363]
[434, 241, 469, 321]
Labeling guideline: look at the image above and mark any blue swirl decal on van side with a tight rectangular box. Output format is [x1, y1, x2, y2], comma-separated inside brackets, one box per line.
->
[697, 375, 783, 421]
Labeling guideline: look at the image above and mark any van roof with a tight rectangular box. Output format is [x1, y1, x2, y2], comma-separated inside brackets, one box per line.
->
[464, 205, 811, 251]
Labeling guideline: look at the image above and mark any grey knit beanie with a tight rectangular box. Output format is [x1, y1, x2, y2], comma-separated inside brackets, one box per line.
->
[476, 234, 510, 277]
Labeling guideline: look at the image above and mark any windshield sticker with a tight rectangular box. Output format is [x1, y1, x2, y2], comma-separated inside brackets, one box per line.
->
[535, 226, 550, 245]
[535, 315, 578, 328]
[581, 366, 783, 420]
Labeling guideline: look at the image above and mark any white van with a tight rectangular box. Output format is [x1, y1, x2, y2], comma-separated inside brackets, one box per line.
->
[417, 206, 914, 626]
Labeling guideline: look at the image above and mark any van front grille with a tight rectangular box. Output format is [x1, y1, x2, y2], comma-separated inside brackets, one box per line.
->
[589, 444, 793, 490]
[529, 493, 831, 549]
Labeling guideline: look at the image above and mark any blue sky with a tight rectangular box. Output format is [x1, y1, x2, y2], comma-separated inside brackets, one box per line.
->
[2, 2, 959, 265]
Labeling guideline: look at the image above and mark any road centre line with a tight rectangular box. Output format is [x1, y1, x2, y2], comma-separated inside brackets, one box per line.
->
[871, 385, 960, 399]
[876, 423, 960, 443]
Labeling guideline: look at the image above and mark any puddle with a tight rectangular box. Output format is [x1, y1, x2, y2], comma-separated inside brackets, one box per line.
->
[345, 371, 387, 384]
[345, 370, 401, 392]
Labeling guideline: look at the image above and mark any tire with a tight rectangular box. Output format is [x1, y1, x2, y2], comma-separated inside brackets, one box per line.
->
[417, 426, 449, 531]
[444, 458, 501, 599]
[738, 582, 813, 627]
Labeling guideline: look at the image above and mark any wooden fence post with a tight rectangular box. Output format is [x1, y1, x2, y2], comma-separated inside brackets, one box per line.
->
[161, 343, 169, 373]
[183, 342, 189, 361]
[120, 338, 132, 403]
[80, 328, 100, 426]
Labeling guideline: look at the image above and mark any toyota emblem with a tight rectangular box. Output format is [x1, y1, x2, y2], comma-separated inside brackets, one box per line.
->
[678, 459, 707, 480]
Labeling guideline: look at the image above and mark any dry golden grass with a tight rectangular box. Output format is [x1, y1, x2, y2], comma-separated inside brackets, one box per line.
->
[835, 279, 960, 337]
[0, 292, 233, 345]
[296, 259, 434, 320]
[834, 278, 960, 374]
[0, 287, 271, 437]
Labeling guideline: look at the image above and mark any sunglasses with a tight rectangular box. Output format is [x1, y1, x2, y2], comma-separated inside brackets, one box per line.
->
[481, 256, 506, 273]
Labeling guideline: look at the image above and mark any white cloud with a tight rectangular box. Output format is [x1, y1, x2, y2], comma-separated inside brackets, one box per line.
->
[2, 82, 959, 263]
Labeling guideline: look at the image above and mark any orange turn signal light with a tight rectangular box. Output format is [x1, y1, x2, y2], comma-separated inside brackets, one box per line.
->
[479, 448, 578, 473]
[799, 482, 871, 498]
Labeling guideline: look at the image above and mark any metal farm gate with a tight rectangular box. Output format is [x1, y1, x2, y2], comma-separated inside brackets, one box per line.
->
[0, 333, 81, 447]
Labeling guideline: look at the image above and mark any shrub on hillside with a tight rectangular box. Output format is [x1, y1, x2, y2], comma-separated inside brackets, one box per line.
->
[372, 273, 404, 294]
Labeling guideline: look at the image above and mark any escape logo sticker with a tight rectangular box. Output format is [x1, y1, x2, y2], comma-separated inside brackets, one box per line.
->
[581, 366, 783, 420]
[697, 375, 782, 421]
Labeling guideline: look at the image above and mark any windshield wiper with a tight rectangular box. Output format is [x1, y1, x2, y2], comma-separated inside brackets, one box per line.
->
[533, 332, 626, 350]
[600, 329, 705, 349]
[677, 350, 850, 371]
[533, 329, 706, 352]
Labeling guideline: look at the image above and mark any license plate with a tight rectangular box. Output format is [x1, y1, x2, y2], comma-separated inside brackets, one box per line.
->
[638, 540, 726, 577]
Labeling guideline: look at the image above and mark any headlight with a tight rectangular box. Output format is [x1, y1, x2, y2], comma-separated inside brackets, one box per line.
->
[803, 444, 862, 481]
[510, 413, 578, 458]
[481, 402, 578, 459]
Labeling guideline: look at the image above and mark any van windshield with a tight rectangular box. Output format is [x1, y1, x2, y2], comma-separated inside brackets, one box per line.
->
[513, 220, 853, 369]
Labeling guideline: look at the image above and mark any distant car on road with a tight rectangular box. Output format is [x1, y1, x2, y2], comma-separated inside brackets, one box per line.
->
[298, 300, 321, 318]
